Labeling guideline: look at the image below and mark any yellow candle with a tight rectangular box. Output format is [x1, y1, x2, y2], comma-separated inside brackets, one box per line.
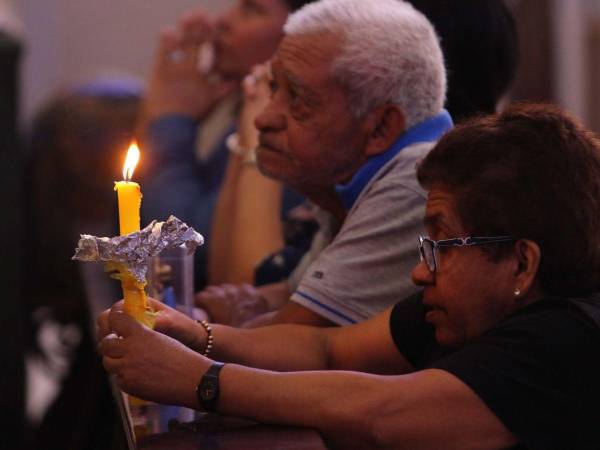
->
[115, 181, 141, 235]
[114, 142, 152, 326]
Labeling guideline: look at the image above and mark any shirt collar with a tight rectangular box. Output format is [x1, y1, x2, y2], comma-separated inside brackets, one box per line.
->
[335, 110, 453, 210]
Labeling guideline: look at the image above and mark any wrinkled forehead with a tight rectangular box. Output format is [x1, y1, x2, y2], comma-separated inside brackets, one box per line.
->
[424, 186, 465, 236]
[274, 32, 339, 73]
[272, 32, 344, 94]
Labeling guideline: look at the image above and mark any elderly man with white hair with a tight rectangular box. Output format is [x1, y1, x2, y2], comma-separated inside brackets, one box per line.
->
[196, 0, 451, 327]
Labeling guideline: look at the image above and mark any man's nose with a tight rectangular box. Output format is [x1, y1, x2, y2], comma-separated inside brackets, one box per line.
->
[255, 105, 286, 133]
[411, 259, 435, 287]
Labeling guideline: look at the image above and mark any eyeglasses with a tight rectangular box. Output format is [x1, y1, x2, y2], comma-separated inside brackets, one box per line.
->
[418, 235, 515, 273]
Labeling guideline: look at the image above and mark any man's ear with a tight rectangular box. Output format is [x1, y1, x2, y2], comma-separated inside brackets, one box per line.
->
[513, 239, 542, 301]
[363, 104, 406, 157]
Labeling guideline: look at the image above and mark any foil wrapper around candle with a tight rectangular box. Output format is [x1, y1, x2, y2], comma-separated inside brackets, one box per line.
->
[73, 216, 203, 325]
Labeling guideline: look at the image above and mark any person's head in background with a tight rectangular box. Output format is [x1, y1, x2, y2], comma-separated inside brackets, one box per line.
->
[407, 0, 518, 122]
[28, 82, 141, 224]
[24, 79, 141, 330]
[213, 0, 316, 80]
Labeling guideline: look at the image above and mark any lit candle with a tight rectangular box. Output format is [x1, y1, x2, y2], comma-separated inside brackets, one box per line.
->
[114, 142, 151, 325]
[115, 142, 142, 235]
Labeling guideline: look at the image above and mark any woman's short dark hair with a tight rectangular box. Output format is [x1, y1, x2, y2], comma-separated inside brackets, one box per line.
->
[283, 0, 315, 12]
[417, 103, 600, 296]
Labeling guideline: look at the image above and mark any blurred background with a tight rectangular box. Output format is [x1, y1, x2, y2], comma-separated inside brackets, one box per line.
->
[6, 0, 600, 130]
[15, 0, 231, 123]
[2, 0, 600, 448]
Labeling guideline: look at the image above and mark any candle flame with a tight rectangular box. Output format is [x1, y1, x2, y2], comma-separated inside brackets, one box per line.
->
[122, 141, 140, 181]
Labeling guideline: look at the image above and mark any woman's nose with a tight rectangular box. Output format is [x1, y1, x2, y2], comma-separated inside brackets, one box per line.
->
[411, 258, 435, 287]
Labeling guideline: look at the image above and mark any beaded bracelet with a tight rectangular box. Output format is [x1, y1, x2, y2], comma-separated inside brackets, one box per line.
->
[196, 320, 214, 357]
[226, 132, 257, 166]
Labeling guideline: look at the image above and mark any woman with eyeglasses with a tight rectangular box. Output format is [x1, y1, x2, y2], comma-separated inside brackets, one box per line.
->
[99, 103, 600, 450]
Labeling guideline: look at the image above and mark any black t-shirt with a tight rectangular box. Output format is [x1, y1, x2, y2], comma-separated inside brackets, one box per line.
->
[389, 292, 600, 450]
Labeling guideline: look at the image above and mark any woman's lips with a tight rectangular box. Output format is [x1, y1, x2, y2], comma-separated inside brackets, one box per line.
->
[424, 303, 445, 323]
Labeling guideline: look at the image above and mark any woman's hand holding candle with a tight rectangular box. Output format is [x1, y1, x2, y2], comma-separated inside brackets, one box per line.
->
[98, 305, 209, 408]
[98, 298, 207, 354]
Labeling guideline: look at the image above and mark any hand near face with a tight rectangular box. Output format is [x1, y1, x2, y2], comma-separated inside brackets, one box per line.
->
[237, 63, 273, 152]
[195, 283, 269, 326]
[97, 298, 206, 353]
[141, 10, 237, 125]
[98, 309, 208, 408]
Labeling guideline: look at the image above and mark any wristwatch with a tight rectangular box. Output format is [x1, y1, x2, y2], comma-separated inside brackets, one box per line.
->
[196, 362, 225, 412]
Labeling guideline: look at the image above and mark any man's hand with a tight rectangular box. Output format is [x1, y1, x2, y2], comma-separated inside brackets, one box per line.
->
[195, 283, 269, 326]
[237, 63, 273, 151]
[98, 309, 208, 408]
[97, 299, 206, 353]
[141, 10, 237, 125]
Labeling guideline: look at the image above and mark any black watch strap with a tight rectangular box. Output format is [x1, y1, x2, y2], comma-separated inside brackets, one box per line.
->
[196, 362, 225, 412]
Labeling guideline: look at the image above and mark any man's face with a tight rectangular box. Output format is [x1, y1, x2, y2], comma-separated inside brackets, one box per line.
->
[214, 0, 289, 79]
[255, 33, 370, 191]
[411, 186, 517, 348]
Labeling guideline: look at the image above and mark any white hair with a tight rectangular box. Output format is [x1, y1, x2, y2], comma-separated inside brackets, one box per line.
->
[284, 0, 446, 128]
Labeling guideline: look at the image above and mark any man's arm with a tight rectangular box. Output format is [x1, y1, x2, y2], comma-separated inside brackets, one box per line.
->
[209, 64, 285, 285]
[240, 302, 335, 328]
[196, 281, 340, 328]
[195, 280, 290, 327]
[208, 151, 284, 285]
[207, 147, 246, 284]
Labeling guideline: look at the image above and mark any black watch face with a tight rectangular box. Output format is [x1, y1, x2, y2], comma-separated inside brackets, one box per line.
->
[201, 381, 217, 401]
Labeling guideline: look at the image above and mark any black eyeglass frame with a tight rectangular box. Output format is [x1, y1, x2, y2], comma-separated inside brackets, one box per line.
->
[418, 235, 515, 273]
